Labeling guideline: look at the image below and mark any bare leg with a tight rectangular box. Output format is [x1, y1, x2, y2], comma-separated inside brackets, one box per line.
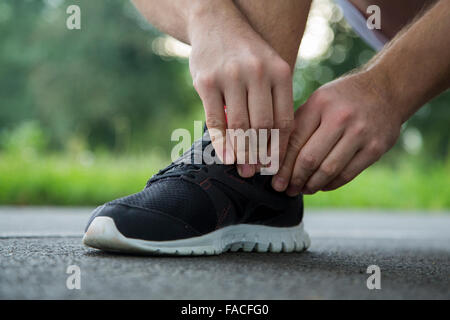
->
[133, 0, 312, 174]
[234, 0, 311, 69]
[351, 0, 433, 39]
[133, 0, 311, 69]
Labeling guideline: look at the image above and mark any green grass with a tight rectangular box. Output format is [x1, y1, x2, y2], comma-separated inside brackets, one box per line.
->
[0, 152, 449, 209]
[0, 152, 165, 206]
[304, 161, 450, 210]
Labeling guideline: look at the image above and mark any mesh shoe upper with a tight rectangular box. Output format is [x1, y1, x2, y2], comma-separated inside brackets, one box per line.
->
[108, 178, 217, 235]
[86, 129, 303, 241]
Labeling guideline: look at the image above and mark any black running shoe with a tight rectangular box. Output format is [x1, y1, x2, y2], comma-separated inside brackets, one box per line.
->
[83, 130, 310, 255]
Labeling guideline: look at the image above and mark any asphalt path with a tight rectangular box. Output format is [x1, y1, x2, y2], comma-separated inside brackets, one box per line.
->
[0, 207, 448, 299]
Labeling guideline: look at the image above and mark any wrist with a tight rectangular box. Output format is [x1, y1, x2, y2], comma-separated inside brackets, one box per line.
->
[187, 0, 254, 47]
[187, 0, 234, 44]
[358, 66, 415, 125]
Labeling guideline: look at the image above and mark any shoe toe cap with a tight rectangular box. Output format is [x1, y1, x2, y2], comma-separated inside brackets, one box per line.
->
[85, 203, 201, 241]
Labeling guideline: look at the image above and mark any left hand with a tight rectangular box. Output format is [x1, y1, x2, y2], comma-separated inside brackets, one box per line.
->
[271, 71, 402, 195]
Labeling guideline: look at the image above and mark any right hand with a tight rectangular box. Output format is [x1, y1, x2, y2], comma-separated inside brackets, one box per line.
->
[188, 5, 294, 177]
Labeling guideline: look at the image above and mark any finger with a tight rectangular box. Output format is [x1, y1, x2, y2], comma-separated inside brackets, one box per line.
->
[258, 127, 278, 175]
[302, 133, 361, 194]
[271, 102, 320, 192]
[286, 122, 344, 196]
[271, 75, 294, 173]
[224, 84, 254, 177]
[322, 147, 381, 191]
[197, 86, 233, 165]
[247, 80, 273, 175]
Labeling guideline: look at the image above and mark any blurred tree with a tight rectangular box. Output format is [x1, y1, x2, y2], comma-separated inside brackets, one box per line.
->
[0, 0, 200, 154]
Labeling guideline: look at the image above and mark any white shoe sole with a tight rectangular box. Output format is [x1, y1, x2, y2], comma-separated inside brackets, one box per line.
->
[83, 216, 311, 256]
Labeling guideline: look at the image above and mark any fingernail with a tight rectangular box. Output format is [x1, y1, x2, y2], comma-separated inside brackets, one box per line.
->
[239, 164, 254, 177]
[272, 176, 287, 191]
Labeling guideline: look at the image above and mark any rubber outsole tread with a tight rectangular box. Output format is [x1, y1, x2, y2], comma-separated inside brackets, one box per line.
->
[83, 216, 310, 256]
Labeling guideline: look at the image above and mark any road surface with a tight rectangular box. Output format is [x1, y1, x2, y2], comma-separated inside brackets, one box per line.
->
[0, 207, 449, 299]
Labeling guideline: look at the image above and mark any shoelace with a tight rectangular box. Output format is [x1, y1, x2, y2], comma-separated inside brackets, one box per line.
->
[145, 132, 258, 187]
[146, 162, 209, 186]
[146, 137, 212, 187]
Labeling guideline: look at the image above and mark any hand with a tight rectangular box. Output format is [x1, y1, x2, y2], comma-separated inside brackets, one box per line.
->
[272, 72, 402, 195]
[188, 3, 294, 177]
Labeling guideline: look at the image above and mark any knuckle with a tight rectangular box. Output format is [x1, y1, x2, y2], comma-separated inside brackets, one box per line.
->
[335, 108, 353, 125]
[353, 121, 367, 136]
[273, 60, 291, 81]
[195, 73, 216, 91]
[309, 89, 330, 107]
[290, 176, 303, 188]
[298, 153, 318, 171]
[228, 119, 248, 130]
[254, 119, 273, 130]
[320, 163, 338, 177]
[276, 118, 294, 131]
[224, 62, 241, 81]
[247, 56, 265, 78]
[367, 139, 385, 157]
[206, 117, 225, 130]
[287, 133, 303, 151]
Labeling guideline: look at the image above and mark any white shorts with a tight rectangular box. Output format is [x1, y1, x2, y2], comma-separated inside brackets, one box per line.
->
[334, 0, 388, 51]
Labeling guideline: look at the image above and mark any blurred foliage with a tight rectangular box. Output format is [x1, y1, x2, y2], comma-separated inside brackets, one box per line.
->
[0, 0, 201, 155]
[0, 0, 448, 207]
[0, 120, 48, 155]
[1, 151, 448, 209]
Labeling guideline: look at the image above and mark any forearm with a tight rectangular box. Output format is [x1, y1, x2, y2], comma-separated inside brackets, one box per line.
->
[132, 0, 311, 69]
[131, 0, 256, 46]
[365, 0, 450, 123]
